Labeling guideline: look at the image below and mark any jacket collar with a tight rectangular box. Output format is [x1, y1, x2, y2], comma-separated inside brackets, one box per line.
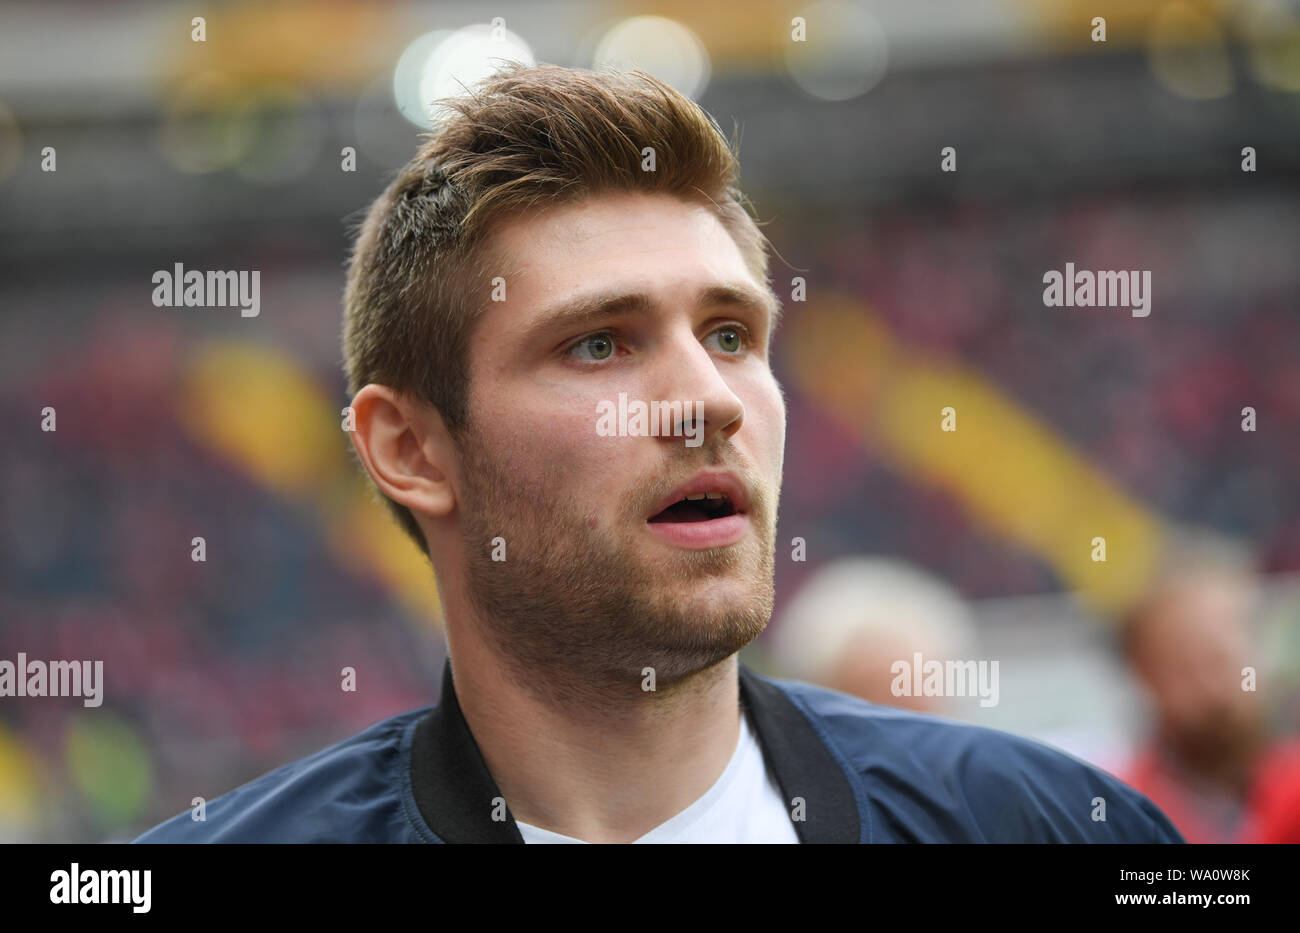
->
[410, 657, 860, 843]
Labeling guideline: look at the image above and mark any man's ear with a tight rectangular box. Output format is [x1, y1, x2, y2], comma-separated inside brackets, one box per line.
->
[348, 385, 458, 520]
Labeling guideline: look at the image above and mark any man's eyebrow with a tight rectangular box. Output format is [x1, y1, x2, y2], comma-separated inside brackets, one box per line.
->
[529, 282, 783, 337]
[529, 290, 655, 335]
[698, 283, 783, 330]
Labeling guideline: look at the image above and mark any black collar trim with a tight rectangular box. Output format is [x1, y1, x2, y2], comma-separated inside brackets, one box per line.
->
[409, 658, 861, 843]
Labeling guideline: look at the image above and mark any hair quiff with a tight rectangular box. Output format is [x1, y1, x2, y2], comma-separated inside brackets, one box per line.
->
[342, 63, 770, 557]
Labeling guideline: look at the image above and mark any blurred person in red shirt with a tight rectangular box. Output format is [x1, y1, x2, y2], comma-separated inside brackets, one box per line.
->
[1120, 529, 1300, 843]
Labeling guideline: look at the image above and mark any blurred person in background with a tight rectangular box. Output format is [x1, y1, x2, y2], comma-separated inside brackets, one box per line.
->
[1120, 529, 1300, 843]
[771, 556, 978, 716]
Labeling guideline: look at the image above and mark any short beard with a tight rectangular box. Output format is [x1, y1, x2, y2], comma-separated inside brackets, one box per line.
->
[1164, 705, 1266, 792]
[457, 424, 776, 711]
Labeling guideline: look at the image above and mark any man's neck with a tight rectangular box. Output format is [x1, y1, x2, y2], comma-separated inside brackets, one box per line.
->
[447, 626, 743, 844]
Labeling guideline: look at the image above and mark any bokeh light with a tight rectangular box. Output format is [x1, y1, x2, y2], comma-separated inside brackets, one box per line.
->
[156, 71, 257, 174]
[394, 23, 535, 130]
[591, 16, 711, 99]
[1147, 1, 1235, 101]
[784, 0, 888, 102]
[1239, 0, 1300, 93]
[231, 85, 326, 185]
[64, 712, 153, 830]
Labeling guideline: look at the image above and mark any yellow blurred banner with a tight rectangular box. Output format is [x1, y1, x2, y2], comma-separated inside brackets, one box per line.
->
[786, 295, 1166, 617]
[177, 340, 443, 627]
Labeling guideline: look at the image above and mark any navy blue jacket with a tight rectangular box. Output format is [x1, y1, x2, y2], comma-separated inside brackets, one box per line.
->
[133, 660, 1184, 843]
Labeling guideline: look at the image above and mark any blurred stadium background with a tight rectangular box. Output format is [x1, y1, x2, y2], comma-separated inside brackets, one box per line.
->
[1, 0, 1298, 842]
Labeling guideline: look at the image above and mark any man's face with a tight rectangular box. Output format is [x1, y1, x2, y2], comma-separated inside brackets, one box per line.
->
[453, 191, 785, 696]
[1137, 573, 1263, 769]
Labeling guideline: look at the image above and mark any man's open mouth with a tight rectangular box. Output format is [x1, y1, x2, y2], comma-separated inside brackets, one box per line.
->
[647, 493, 738, 524]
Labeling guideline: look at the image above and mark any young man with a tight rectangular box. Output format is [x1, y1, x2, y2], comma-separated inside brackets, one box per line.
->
[135, 64, 1182, 844]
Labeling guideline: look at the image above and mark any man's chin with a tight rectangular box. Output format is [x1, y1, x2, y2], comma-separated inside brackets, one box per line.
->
[655, 585, 773, 647]
[670, 581, 770, 620]
[632, 619, 767, 689]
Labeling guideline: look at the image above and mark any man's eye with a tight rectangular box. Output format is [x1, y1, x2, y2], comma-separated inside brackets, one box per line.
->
[704, 326, 746, 354]
[569, 333, 616, 361]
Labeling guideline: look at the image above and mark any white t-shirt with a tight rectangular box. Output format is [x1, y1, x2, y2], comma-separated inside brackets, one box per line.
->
[516, 707, 800, 843]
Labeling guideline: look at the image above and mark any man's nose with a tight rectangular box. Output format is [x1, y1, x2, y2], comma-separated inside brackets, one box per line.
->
[649, 330, 745, 447]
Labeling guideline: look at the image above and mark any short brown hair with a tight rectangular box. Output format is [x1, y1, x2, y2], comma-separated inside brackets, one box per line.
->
[342, 63, 771, 556]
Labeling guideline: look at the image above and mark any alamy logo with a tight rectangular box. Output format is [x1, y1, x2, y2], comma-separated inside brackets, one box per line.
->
[1042, 262, 1151, 317]
[152, 262, 260, 317]
[596, 392, 704, 447]
[0, 653, 103, 707]
[50, 863, 150, 913]
[890, 652, 1000, 708]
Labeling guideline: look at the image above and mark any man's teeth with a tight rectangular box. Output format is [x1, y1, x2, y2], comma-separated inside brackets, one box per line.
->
[684, 492, 724, 501]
